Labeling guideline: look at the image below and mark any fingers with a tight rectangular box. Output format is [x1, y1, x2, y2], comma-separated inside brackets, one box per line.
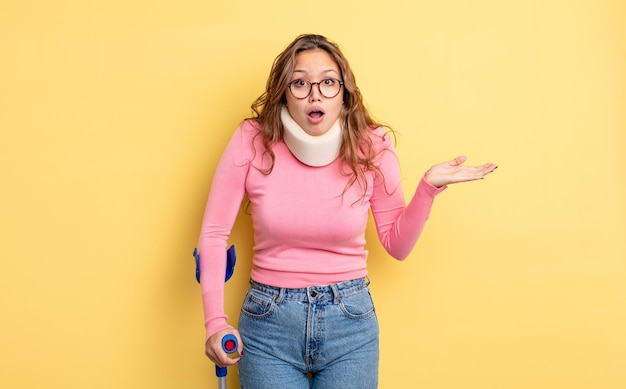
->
[448, 162, 498, 184]
[427, 157, 497, 186]
[479, 163, 498, 176]
[206, 343, 241, 367]
[450, 156, 497, 172]
[205, 330, 243, 367]
[237, 333, 244, 356]
[469, 163, 498, 181]
[450, 155, 467, 166]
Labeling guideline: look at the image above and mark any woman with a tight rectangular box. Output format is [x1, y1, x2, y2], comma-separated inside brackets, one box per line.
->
[198, 34, 497, 388]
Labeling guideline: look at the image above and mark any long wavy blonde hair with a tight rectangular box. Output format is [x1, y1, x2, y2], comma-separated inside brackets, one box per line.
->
[249, 34, 392, 198]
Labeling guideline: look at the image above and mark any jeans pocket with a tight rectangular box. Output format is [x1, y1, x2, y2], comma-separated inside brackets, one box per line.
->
[339, 288, 376, 319]
[240, 288, 276, 319]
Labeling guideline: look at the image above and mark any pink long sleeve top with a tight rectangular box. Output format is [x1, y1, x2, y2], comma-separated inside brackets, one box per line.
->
[198, 120, 446, 340]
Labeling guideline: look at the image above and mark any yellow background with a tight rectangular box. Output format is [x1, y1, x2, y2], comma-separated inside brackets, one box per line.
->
[1, 0, 624, 388]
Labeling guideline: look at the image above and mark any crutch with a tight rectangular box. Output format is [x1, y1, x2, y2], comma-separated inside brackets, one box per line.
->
[194, 245, 238, 389]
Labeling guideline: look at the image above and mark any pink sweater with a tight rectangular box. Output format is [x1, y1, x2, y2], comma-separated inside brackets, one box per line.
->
[198, 120, 446, 339]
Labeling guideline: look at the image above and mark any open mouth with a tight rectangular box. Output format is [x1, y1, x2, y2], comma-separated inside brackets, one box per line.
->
[308, 110, 325, 120]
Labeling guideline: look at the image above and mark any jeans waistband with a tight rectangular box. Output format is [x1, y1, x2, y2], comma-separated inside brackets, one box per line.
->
[249, 277, 370, 304]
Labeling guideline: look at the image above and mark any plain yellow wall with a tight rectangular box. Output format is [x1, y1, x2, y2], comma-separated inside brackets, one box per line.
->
[1, 0, 624, 388]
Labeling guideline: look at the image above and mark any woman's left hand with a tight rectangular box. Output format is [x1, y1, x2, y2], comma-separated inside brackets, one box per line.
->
[424, 156, 497, 188]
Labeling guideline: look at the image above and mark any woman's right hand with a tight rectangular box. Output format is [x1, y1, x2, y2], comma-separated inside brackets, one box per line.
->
[205, 328, 243, 367]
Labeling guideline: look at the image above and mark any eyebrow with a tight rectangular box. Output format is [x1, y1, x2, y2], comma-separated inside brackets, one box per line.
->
[292, 69, 339, 76]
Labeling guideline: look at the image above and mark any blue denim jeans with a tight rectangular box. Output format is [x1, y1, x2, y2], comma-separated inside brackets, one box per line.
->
[237, 278, 379, 388]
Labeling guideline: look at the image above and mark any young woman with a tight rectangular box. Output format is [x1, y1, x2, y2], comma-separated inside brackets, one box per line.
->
[198, 34, 497, 388]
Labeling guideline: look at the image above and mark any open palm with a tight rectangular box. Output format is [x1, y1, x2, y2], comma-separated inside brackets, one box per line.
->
[424, 156, 498, 187]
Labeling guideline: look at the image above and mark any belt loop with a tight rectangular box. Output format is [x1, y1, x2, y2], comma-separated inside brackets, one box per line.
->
[330, 283, 340, 304]
[275, 287, 285, 304]
[364, 276, 371, 287]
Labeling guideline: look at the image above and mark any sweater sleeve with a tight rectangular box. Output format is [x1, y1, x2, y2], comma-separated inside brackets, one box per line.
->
[370, 135, 446, 260]
[198, 124, 249, 341]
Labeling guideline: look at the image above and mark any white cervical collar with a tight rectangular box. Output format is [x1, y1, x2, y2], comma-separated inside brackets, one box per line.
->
[280, 106, 342, 167]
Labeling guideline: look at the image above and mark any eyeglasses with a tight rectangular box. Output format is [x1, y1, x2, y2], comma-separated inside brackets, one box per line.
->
[287, 78, 344, 99]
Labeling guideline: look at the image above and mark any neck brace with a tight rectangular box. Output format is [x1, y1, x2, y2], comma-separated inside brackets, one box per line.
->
[281, 106, 342, 167]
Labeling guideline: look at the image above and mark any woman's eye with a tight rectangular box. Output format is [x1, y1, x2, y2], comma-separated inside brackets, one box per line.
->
[292, 80, 307, 88]
[322, 78, 335, 86]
